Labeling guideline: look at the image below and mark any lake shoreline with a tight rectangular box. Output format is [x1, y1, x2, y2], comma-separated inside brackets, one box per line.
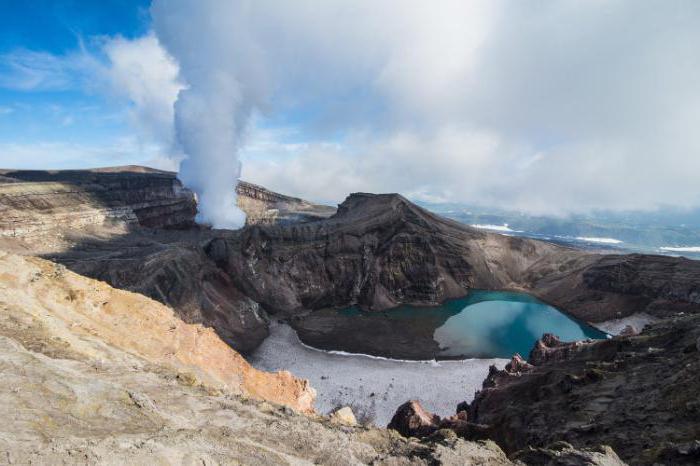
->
[249, 321, 508, 426]
[292, 289, 608, 360]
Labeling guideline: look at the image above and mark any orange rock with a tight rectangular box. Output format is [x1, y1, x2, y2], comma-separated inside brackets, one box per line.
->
[0, 251, 316, 413]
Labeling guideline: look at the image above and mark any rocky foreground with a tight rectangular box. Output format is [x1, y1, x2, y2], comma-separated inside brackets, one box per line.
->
[0, 251, 520, 465]
[465, 318, 700, 465]
[386, 317, 700, 465]
[1, 166, 699, 464]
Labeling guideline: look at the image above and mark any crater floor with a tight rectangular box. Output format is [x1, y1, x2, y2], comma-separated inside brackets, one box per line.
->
[249, 321, 507, 426]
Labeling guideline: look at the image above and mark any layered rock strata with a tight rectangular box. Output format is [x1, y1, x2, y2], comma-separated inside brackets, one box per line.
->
[236, 180, 335, 225]
[0, 166, 196, 238]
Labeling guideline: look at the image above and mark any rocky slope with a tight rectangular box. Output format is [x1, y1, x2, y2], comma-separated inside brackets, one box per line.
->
[0, 252, 523, 465]
[458, 316, 700, 465]
[0, 167, 335, 354]
[0, 251, 314, 411]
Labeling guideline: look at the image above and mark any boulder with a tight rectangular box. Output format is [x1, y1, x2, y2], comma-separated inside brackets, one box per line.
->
[388, 400, 440, 437]
[330, 406, 358, 426]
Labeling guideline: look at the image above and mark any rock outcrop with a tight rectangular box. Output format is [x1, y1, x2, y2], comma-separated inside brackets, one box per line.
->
[512, 443, 626, 466]
[0, 166, 197, 238]
[461, 315, 700, 465]
[388, 400, 442, 438]
[330, 406, 358, 426]
[236, 180, 335, 225]
[386, 401, 625, 465]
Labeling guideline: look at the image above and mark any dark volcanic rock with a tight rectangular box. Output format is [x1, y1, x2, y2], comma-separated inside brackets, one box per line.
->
[388, 400, 490, 440]
[504, 353, 533, 374]
[56, 230, 269, 353]
[207, 192, 572, 315]
[209, 192, 700, 326]
[207, 193, 486, 313]
[388, 400, 441, 438]
[526, 252, 700, 322]
[528, 333, 594, 366]
[387, 400, 625, 464]
[464, 315, 700, 465]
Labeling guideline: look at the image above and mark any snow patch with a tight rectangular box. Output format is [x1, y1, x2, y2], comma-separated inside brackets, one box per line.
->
[659, 246, 700, 253]
[471, 223, 520, 232]
[575, 236, 623, 244]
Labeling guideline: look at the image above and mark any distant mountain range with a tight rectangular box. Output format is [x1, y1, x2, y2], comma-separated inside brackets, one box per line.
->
[418, 201, 700, 259]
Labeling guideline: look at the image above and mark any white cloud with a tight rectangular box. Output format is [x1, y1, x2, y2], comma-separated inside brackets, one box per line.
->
[0, 35, 183, 166]
[224, 0, 700, 214]
[102, 34, 184, 152]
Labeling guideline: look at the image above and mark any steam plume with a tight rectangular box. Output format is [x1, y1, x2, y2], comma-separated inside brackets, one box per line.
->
[150, 0, 267, 228]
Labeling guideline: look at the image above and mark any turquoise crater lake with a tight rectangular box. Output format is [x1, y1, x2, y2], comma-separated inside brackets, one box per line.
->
[293, 290, 608, 360]
[431, 290, 608, 358]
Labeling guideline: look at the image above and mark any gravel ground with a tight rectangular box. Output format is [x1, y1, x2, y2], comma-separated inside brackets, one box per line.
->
[249, 322, 507, 426]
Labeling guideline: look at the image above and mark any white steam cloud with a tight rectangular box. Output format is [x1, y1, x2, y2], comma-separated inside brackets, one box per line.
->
[151, 0, 272, 227]
[103, 34, 183, 160]
[130, 0, 700, 223]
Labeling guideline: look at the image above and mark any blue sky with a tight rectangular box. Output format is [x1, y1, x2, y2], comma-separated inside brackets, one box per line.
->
[0, 0, 154, 168]
[1, 1, 699, 218]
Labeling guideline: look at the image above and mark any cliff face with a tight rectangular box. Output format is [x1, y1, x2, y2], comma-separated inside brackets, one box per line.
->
[0, 167, 271, 353]
[54, 229, 271, 353]
[236, 180, 335, 225]
[462, 315, 700, 465]
[208, 193, 559, 314]
[0, 166, 197, 238]
[523, 252, 700, 322]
